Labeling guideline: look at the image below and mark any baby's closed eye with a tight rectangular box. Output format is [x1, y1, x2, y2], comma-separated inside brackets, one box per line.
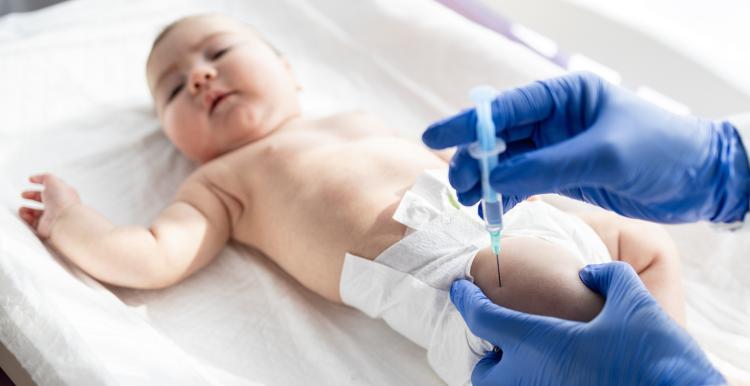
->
[209, 47, 230, 60]
[167, 83, 184, 102]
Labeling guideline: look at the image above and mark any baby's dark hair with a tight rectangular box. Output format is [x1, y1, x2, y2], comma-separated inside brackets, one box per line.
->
[148, 14, 282, 63]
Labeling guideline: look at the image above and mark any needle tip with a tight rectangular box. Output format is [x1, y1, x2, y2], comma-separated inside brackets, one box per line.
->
[495, 251, 501, 287]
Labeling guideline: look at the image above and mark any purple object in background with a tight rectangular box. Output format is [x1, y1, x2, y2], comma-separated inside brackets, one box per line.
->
[434, 0, 697, 116]
[436, 0, 571, 69]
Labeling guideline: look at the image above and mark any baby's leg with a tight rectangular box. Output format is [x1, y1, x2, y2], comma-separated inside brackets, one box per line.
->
[470, 211, 685, 325]
[575, 211, 686, 324]
[471, 237, 604, 322]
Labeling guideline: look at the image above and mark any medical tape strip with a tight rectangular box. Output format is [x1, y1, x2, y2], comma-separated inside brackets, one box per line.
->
[385, 170, 488, 288]
[392, 169, 488, 246]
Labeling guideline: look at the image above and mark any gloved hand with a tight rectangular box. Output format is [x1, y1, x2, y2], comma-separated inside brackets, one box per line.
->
[423, 72, 750, 223]
[451, 262, 727, 386]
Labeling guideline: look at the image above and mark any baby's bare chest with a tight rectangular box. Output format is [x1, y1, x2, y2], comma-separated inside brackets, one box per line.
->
[213, 136, 442, 249]
[198, 115, 447, 255]
[223, 133, 444, 206]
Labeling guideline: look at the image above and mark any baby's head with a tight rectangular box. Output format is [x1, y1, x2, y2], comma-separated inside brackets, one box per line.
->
[146, 14, 301, 163]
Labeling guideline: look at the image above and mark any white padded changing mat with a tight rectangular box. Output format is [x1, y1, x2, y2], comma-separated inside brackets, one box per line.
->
[0, 0, 560, 384]
[1, 0, 747, 384]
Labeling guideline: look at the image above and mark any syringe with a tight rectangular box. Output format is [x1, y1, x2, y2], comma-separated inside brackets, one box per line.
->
[469, 86, 506, 286]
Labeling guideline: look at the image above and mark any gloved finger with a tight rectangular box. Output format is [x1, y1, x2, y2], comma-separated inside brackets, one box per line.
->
[502, 194, 524, 213]
[558, 187, 640, 219]
[489, 82, 554, 139]
[449, 145, 480, 193]
[422, 107, 477, 150]
[556, 187, 587, 203]
[450, 279, 561, 347]
[502, 122, 537, 143]
[498, 138, 537, 161]
[423, 80, 556, 150]
[578, 262, 639, 295]
[578, 262, 656, 314]
[424, 72, 606, 151]
[488, 132, 610, 196]
[471, 349, 503, 386]
[458, 184, 482, 206]
[556, 187, 620, 211]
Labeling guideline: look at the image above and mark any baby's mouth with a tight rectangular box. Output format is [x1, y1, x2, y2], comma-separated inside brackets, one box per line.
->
[210, 91, 237, 115]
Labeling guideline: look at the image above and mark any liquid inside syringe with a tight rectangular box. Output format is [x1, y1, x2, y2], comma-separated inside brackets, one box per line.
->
[482, 196, 503, 286]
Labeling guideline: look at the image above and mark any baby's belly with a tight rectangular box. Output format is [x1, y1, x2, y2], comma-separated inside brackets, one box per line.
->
[244, 188, 408, 303]
[233, 139, 446, 301]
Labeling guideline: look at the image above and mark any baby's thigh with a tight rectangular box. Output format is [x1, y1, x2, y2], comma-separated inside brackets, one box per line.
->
[470, 236, 604, 322]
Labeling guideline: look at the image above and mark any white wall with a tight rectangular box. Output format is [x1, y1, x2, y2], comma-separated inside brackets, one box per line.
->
[481, 0, 750, 118]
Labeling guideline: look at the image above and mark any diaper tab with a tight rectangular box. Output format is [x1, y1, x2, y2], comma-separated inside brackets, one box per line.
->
[392, 169, 487, 248]
[392, 190, 441, 232]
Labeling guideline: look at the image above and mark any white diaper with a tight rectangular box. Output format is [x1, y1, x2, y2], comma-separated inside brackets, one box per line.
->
[339, 169, 610, 385]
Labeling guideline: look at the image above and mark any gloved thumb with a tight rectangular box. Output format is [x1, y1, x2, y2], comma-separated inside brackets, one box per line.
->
[489, 132, 610, 196]
[578, 262, 654, 313]
[450, 279, 556, 347]
[471, 349, 502, 386]
[422, 81, 556, 150]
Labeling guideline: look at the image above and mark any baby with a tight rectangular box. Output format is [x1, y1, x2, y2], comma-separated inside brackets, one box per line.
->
[18, 14, 685, 385]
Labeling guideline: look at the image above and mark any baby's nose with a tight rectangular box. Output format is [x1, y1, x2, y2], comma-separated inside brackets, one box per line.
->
[189, 66, 217, 94]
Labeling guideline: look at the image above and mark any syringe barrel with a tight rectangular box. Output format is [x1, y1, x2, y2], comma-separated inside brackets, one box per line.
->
[470, 85, 505, 233]
[482, 196, 504, 232]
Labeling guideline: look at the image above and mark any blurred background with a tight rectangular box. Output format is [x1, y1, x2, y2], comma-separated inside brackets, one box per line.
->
[2, 0, 749, 118]
[478, 0, 750, 118]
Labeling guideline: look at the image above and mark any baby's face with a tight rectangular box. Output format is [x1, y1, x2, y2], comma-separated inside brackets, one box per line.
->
[147, 15, 301, 163]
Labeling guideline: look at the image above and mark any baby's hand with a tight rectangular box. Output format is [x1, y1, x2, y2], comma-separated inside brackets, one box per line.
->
[19, 174, 81, 240]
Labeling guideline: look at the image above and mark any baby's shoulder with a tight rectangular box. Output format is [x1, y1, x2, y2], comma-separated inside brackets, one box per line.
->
[179, 159, 241, 194]
[322, 110, 384, 126]
[314, 110, 395, 137]
[174, 160, 247, 219]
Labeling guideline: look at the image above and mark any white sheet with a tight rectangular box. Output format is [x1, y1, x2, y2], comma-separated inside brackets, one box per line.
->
[0, 0, 747, 384]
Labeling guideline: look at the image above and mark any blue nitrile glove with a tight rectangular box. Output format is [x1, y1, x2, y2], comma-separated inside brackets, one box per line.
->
[423, 72, 750, 223]
[450, 262, 727, 386]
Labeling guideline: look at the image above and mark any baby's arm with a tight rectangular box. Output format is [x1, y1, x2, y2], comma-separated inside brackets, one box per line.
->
[19, 173, 231, 289]
[575, 210, 686, 324]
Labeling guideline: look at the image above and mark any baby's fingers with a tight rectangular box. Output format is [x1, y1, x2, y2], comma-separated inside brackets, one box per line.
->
[29, 174, 49, 184]
[21, 190, 42, 202]
[18, 207, 42, 228]
[19, 206, 42, 219]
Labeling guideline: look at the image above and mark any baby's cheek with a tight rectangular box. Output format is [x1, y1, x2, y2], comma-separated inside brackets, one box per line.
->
[164, 112, 211, 161]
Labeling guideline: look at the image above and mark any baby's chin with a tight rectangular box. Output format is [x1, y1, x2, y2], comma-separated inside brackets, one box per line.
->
[169, 107, 297, 163]
[196, 129, 271, 163]
[214, 99, 271, 137]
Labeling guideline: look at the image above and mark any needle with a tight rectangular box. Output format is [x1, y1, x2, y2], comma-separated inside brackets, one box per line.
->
[495, 251, 501, 287]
